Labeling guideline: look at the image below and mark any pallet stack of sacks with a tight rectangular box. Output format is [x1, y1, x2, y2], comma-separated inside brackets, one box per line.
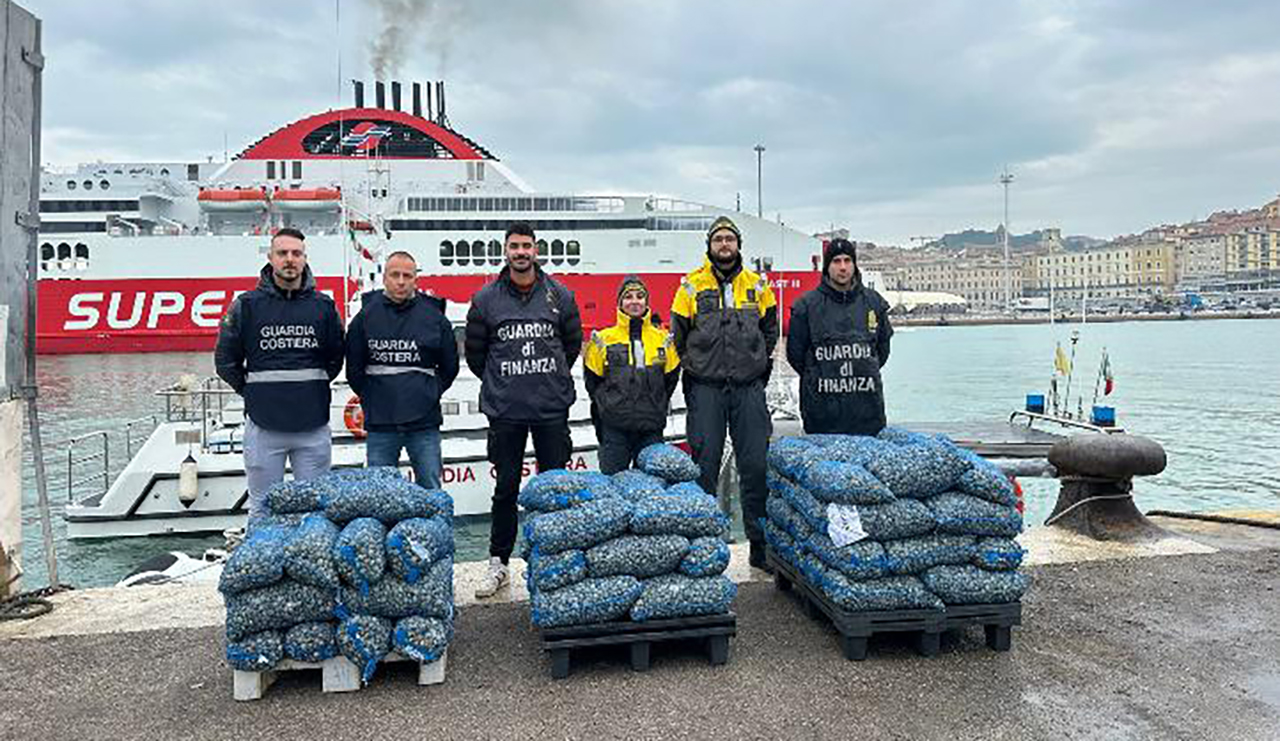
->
[219, 467, 455, 684]
[763, 429, 1029, 612]
[519, 444, 737, 629]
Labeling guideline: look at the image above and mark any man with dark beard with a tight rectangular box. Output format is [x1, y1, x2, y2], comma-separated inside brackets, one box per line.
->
[465, 222, 582, 598]
[786, 238, 893, 436]
[671, 216, 778, 571]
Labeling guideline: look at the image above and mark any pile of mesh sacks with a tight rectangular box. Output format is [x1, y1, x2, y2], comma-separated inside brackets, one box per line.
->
[519, 443, 737, 628]
[763, 428, 1029, 613]
[219, 467, 455, 684]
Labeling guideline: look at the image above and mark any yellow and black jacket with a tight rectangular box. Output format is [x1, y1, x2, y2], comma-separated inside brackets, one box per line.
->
[584, 309, 681, 432]
[671, 257, 778, 384]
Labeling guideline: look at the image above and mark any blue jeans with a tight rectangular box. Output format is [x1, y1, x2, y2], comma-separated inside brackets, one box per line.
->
[366, 427, 443, 489]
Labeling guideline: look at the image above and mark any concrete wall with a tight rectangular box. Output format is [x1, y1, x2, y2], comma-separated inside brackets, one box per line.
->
[1, 0, 40, 595]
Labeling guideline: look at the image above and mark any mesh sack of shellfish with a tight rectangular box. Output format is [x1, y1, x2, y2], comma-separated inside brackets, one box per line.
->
[636, 442, 702, 484]
[517, 469, 621, 513]
[630, 574, 737, 621]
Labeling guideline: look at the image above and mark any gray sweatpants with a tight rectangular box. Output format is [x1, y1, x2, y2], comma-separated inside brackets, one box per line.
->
[243, 417, 332, 518]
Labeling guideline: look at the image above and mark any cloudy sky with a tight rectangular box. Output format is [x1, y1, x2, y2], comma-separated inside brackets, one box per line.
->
[21, 0, 1280, 245]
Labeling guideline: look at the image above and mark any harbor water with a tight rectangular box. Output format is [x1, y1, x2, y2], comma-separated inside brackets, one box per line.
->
[17, 318, 1280, 588]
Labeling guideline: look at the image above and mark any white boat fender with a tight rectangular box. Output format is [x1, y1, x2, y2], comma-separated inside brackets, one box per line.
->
[178, 453, 199, 506]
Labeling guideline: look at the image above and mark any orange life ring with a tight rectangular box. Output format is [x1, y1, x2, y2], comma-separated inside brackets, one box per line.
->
[1010, 475, 1025, 515]
[343, 395, 366, 438]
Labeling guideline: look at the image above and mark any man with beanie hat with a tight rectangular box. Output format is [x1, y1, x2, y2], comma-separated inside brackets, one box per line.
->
[584, 275, 681, 473]
[671, 215, 778, 571]
[786, 237, 893, 436]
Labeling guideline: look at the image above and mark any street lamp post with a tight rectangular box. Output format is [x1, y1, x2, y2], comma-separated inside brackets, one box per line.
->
[1000, 168, 1015, 313]
[754, 144, 766, 219]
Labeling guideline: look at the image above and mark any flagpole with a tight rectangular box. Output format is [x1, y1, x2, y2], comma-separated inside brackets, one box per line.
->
[1092, 347, 1106, 407]
[1063, 330, 1080, 419]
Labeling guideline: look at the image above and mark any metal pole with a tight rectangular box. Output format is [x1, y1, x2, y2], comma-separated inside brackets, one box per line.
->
[21, 19, 57, 585]
[754, 144, 765, 219]
[1000, 169, 1014, 313]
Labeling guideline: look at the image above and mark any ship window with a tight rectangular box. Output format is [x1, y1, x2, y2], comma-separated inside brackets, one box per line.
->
[567, 240, 581, 266]
[187, 163, 199, 181]
[74, 243, 89, 259]
[41, 243, 54, 261]
[479, 198, 494, 212]
[536, 239, 548, 266]
[517, 198, 532, 211]
[488, 239, 502, 265]
[292, 161, 302, 179]
[473, 241, 487, 266]
[83, 180, 94, 191]
[551, 239, 564, 266]
[455, 239, 471, 266]
[66, 180, 76, 190]
[463, 197, 477, 211]
[534, 197, 548, 211]
[267, 161, 276, 179]
[439, 239, 454, 266]
[57, 242, 71, 259]
[99, 180, 110, 190]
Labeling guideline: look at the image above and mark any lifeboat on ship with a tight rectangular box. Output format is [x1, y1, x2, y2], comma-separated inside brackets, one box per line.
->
[197, 187, 269, 212]
[273, 187, 342, 212]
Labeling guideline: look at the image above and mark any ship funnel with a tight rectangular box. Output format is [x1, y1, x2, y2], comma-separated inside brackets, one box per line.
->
[354, 80, 365, 108]
[375, 81, 386, 109]
[412, 82, 422, 117]
[391, 81, 402, 112]
[435, 81, 447, 125]
[425, 83, 434, 122]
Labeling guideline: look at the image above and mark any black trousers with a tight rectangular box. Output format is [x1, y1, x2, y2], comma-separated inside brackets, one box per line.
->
[487, 417, 572, 562]
[597, 425, 663, 475]
[684, 378, 771, 543]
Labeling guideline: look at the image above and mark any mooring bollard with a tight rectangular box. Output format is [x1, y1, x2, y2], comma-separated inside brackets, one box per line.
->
[1045, 434, 1168, 541]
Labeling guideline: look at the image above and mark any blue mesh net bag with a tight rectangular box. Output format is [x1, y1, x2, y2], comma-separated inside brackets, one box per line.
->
[338, 614, 393, 684]
[522, 497, 634, 554]
[972, 537, 1024, 571]
[339, 557, 452, 620]
[798, 460, 896, 505]
[393, 616, 453, 663]
[679, 536, 731, 577]
[611, 469, 669, 501]
[518, 469, 620, 513]
[527, 547, 588, 592]
[586, 534, 691, 578]
[333, 517, 388, 595]
[630, 574, 737, 621]
[226, 629, 283, 672]
[218, 523, 290, 595]
[766, 494, 815, 542]
[804, 557, 944, 612]
[283, 621, 338, 663]
[282, 514, 340, 591]
[763, 519, 801, 566]
[252, 512, 309, 530]
[768, 471, 828, 533]
[530, 576, 643, 628]
[803, 434, 890, 466]
[264, 478, 326, 515]
[882, 533, 978, 575]
[385, 515, 454, 584]
[224, 580, 336, 641]
[857, 499, 937, 541]
[927, 491, 1023, 537]
[801, 531, 889, 581]
[630, 493, 728, 538]
[865, 441, 970, 500]
[876, 427, 932, 446]
[921, 565, 1030, 604]
[324, 469, 452, 524]
[767, 437, 825, 480]
[954, 449, 1018, 507]
[636, 443, 701, 483]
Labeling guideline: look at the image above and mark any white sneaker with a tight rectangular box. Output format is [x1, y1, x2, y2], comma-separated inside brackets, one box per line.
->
[474, 557, 509, 599]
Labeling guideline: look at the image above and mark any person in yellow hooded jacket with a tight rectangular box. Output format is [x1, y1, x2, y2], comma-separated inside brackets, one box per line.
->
[584, 275, 681, 473]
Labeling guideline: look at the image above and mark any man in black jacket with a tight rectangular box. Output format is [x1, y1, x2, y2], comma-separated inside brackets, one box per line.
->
[214, 228, 345, 519]
[670, 215, 779, 571]
[346, 251, 459, 488]
[465, 222, 582, 597]
[786, 238, 893, 436]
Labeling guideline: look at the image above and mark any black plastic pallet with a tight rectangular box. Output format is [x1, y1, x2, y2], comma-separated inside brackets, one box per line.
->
[540, 612, 736, 679]
[767, 548, 1020, 660]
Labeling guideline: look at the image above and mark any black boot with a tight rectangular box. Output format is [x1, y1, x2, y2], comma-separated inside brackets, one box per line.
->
[749, 539, 773, 573]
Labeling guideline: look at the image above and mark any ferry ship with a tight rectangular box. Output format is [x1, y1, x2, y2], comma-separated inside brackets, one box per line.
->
[36, 80, 825, 355]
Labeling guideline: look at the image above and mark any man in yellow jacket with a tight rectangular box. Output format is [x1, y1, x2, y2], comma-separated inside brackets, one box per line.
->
[671, 216, 778, 570]
[584, 275, 681, 473]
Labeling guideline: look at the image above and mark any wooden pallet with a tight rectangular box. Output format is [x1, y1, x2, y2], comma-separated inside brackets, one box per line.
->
[767, 548, 1020, 660]
[540, 613, 736, 679]
[232, 650, 447, 701]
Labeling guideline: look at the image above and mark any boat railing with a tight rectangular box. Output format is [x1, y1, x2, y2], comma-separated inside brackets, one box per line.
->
[1009, 409, 1125, 435]
[46, 414, 157, 506]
